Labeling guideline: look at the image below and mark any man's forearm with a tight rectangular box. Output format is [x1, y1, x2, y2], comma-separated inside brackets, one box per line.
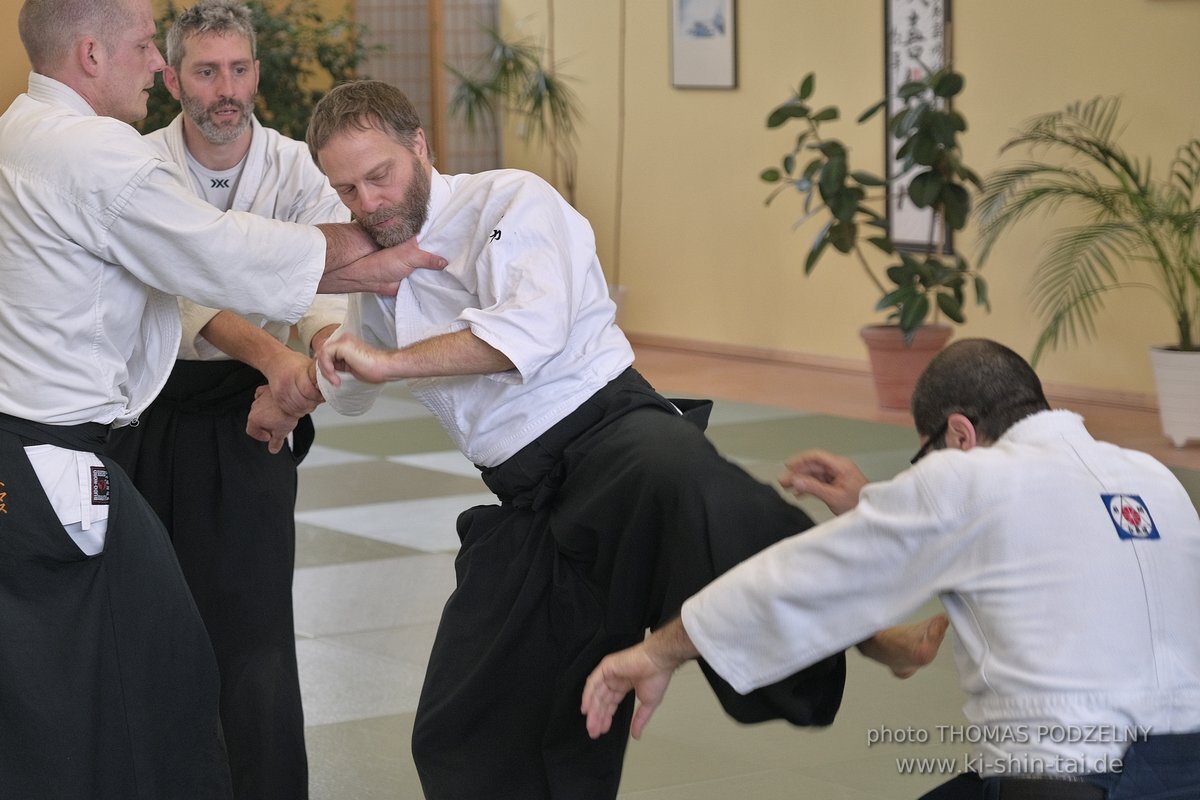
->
[386, 329, 515, 380]
[317, 222, 376, 272]
[198, 310, 291, 374]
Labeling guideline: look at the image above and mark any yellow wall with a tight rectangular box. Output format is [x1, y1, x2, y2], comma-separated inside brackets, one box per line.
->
[0, 0, 349, 110]
[2, 4, 26, 108]
[501, 0, 1200, 396]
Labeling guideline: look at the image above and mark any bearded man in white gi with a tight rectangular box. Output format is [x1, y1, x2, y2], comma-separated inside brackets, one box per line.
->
[294, 79, 942, 800]
[102, 2, 345, 798]
[0, 1, 443, 797]
[583, 338, 1200, 800]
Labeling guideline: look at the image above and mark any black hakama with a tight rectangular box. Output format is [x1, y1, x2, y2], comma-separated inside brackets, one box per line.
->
[411, 368, 846, 800]
[104, 360, 310, 800]
[0, 417, 232, 799]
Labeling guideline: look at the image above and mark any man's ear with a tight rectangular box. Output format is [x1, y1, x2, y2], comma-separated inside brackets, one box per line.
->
[162, 65, 182, 100]
[77, 37, 102, 77]
[944, 413, 979, 453]
[412, 127, 429, 159]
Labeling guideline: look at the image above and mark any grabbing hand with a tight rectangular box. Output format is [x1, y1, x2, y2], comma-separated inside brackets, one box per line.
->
[262, 348, 323, 417]
[246, 385, 303, 454]
[858, 613, 950, 679]
[316, 333, 399, 386]
[319, 233, 447, 296]
[779, 449, 869, 515]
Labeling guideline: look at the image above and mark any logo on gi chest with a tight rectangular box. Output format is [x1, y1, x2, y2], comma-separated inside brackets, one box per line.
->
[211, 178, 231, 189]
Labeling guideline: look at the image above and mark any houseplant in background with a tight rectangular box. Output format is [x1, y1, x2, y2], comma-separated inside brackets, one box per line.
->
[139, 0, 374, 138]
[447, 27, 582, 206]
[760, 68, 989, 410]
[976, 96, 1200, 446]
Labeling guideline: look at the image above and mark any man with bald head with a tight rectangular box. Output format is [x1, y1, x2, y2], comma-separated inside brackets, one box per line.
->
[0, 1, 442, 796]
[584, 338, 1200, 800]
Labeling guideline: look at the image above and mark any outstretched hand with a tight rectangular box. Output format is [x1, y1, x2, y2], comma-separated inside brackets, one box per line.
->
[779, 449, 869, 515]
[581, 617, 699, 741]
[580, 643, 675, 741]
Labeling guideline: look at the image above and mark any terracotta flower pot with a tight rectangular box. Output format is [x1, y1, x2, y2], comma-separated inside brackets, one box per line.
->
[859, 324, 953, 411]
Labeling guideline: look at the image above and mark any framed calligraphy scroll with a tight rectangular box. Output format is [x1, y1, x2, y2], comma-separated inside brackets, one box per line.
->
[885, 0, 952, 252]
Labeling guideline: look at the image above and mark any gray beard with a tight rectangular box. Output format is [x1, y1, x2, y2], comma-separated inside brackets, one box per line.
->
[181, 93, 252, 146]
[359, 160, 431, 248]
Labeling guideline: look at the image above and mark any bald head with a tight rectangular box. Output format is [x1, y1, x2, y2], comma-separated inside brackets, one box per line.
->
[910, 338, 1050, 443]
[19, 0, 141, 74]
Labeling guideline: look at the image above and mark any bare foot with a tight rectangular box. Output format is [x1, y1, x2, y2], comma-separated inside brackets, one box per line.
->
[856, 613, 950, 679]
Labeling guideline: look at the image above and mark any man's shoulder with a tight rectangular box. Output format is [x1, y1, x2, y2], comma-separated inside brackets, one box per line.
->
[3, 102, 162, 183]
[445, 168, 566, 213]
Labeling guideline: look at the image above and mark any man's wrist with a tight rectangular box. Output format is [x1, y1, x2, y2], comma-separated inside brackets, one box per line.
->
[646, 617, 699, 672]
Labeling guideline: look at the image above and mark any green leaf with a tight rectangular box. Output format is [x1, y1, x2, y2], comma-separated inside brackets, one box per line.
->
[816, 141, 847, 159]
[805, 224, 830, 274]
[829, 221, 858, 253]
[767, 102, 810, 128]
[760, 168, 782, 183]
[937, 291, 966, 323]
[798, 73, 815, 101]
[868, 236, 895, 254]
[830, 191, 858, 223]
[811, 106, 839, 123]
[886, 264, 909, 285]
[898, 80, 926, 100]
[782, 154, 795, 175]
[876, 287, 907, 310]
[818, 155, 848, 200]
[941, 183, 970, 229]
[898, 293, 931, 333]
[802, 157, 825, 180]
[908, 171, 944, 207]
[851, 170, 886, 187]
[974, 275, 991, 311]
[857, 99, 887, 124]
[932, 71, 965, 99]
[912, 134, 942, 166]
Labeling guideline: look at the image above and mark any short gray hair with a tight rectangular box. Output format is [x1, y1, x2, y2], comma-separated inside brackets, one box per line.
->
[18, 0, 138, 72]
[165, 0, 257, 69]
[307, 80, 424, 165]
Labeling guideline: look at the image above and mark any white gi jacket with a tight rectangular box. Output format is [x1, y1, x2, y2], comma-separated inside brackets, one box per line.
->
[145, 115, 348, 360]
[0, 74, 325, 552]
[0, 73, 325, 427]
[318, 168, 633, 467]
[683, 410, 1200, 775]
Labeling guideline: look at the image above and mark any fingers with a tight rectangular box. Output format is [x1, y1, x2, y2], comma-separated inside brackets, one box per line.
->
[393, 236, 448, 273]
[316, 341, 344, 386]
[630, 699, 660, 741]
[581, 661, 631, 740]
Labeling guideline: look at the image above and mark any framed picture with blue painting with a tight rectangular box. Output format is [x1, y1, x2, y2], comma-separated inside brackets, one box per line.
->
[671, 0, 737, 89]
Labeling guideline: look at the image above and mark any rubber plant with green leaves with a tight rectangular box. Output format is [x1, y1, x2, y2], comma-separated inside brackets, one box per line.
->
[760, 68, 989, 338]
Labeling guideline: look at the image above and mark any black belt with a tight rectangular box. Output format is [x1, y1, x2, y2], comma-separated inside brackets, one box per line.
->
[991, 777, 1104, 799]
[0, 412, 109, 451]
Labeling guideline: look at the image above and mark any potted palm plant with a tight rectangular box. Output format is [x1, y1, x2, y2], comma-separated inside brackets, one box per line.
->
[760, 68, 989, 410]
[976, 96, 1200, 447]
